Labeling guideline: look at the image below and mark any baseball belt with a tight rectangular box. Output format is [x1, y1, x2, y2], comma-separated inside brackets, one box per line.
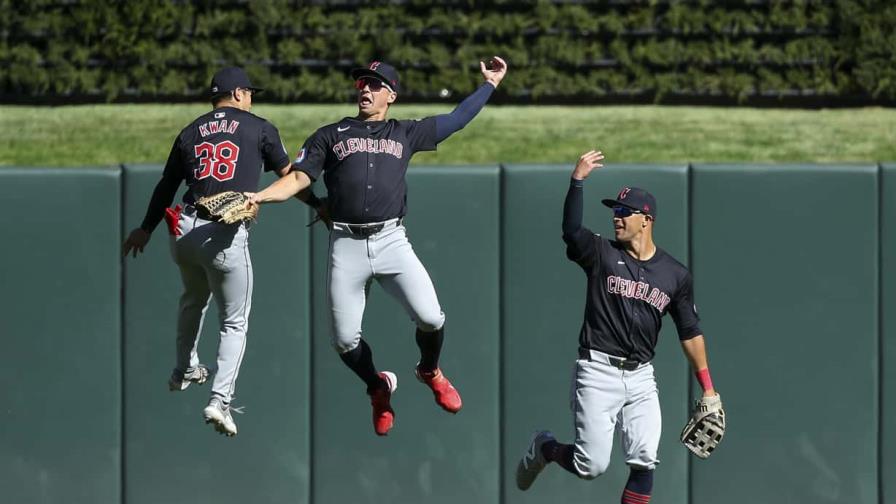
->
[578, 347, 643, 371]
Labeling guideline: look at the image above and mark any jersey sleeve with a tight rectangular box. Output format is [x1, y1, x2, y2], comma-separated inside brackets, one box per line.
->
[561, 178, 599, 268]
[261, 121, 291, 172]
[433, 82, 494, 143]
[564, 230, 600, 269]
[404, 117, 438, 153]
[668, 271, 702, 340]
[139, 138, 185, 233]
[291, 129, 329, 181]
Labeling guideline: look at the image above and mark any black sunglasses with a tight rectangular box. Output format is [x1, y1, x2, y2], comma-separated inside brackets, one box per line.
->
[612, 206, 644, 218]
[354, 77, 392, 92]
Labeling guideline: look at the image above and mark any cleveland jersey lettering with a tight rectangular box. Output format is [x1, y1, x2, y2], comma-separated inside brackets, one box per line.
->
[291, 117, 437, 224]
[606, 276, 671, 312]
[333, 137, 404, 160]
[567, 233, 701, 363]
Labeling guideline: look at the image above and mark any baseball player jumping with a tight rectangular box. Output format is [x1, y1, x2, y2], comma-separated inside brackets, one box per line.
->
[515, 150, 723, 503]
[247, 57, 508, 435]
[122, 67, 311, 437]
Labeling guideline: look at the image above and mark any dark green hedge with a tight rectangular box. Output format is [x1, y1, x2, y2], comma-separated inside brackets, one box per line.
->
[1, 0, 893, 105]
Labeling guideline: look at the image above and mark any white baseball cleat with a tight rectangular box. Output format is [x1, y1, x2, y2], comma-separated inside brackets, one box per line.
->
[168, 364, 210, 391]
[516, 430, 555, 491]
[203, 397, 237, 437]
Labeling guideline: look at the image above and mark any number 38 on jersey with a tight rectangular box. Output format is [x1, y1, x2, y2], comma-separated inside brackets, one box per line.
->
[194, 140, 240, 181]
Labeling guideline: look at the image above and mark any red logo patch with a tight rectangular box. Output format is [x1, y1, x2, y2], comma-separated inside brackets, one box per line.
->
[618, 187, 631, 200]
[369, 61, 381, 71]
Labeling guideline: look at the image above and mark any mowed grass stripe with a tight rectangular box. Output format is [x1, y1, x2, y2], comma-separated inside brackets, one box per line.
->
[1, 104, 894, 166]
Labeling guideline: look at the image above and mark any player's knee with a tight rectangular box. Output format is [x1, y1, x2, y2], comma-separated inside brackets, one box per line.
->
[575, 462, 609, 480]
[628, 463, 654, 471]
[331, 333, 360, 354]
[625, 455, 660, 471]
[573, 451, 610, 480]
[415, 310, 445, 332]
[626, 451, 659, 471]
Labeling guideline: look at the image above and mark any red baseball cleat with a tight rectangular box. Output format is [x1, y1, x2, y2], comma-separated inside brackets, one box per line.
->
[369, 371, 398, 436]
[415, 366, 462, 413]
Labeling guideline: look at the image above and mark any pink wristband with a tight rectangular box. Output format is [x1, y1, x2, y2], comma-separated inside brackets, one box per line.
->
[695, 368, 714, 391]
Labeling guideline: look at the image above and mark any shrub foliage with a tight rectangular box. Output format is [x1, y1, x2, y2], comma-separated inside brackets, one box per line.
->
[1, 0, 892, 104]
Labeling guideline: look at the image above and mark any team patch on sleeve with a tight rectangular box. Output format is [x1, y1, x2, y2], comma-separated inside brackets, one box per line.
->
[294, 147, 306, 164]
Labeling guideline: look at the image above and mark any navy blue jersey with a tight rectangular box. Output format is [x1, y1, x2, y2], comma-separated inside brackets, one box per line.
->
[564, 228, 702, 363]
[168, 107, 290, 201]
[291, 116, 438, 224]
[140, 107, 290, 232]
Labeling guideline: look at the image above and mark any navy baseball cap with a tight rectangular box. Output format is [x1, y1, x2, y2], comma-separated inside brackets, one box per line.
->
[351, 61, 401, 93]
[602, 187, 657, 218]
[209, 67, 262, 95]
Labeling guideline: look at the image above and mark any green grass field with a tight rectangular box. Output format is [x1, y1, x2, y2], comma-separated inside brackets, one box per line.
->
[2, 104, 894, 166]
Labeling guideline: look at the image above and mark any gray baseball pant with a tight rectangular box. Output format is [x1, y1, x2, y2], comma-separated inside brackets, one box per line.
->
[170, 206, 252, 405]
[570, 348, 661, 478]
[327, 218, 445, 354]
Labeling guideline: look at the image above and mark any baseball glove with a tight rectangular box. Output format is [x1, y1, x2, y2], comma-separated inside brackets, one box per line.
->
[195, 191, 257, 224]
[680, 394, 725, 459]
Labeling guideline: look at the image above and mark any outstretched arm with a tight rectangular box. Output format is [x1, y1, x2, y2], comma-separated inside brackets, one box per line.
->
[268, 166, 331, 228]
[276, 165, 319, 206]
[248, 170, 313, 204]
[434, 56, 508, 143]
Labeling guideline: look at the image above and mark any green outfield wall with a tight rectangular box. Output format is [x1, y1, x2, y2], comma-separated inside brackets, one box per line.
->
[0, 163, 889, 504]
[690, 164, 879, 504]
[882, 164, 895, 504]
[0, 168, 121, 504]
[120, 166, 312, 504]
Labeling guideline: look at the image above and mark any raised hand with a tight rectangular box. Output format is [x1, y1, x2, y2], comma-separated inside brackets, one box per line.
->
[481, 56, 508, 87]
[572, 150, 605, 180]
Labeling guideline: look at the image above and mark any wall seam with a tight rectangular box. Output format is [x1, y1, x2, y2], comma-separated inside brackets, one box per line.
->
[308, 204, 316, 504]
[686, 163, 694, 504]
[878, 163, 884, 504]
[119, 164, 127, 504]
[498, 164, 507, 504]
